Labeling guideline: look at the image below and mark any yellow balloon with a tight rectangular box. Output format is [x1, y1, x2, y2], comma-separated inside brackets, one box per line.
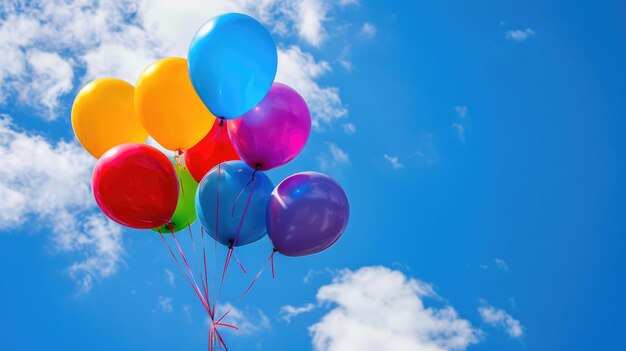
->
[135, 57, 215, 152]
[71, 78, 148, 158]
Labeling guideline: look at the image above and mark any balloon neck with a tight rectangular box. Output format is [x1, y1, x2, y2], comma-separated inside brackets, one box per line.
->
[272, 247, 278, 253]
[166, 222, 175, 231]
[228, 239, 234, 249]
[218, 118, 224, 127]
[176, 149, 183, 156]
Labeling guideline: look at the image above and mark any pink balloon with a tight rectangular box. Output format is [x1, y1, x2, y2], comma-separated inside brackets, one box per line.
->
[227, 83, 311, 171]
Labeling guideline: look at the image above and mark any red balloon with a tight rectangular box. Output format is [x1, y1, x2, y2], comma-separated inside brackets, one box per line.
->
[183, 119, 240, 183]
[92, 143, 179, 229]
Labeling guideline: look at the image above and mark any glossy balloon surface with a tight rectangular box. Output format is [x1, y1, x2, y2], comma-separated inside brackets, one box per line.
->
[188, 13, 277, 119]
[267, 172, 349, 257]
[184, 119, 240, 183]
[72, 78, 147, 158]
[196, 161, 273, 247]
[228, 83, 311, 171]
[92, 143, 179, 229]
[135, 57, 215, 151]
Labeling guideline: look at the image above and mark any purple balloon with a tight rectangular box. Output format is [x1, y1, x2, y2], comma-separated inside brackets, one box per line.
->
[267, 172, 349, 257]
[227, 83, 311, 171]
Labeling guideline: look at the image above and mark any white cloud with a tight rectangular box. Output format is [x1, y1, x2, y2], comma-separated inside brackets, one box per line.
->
[452, 123, 465, 143]
[505, 28, 535, 41]
[383, 154, 404, 169]
[182, 304, 193, 323]
[164, 268, 175, 286]
[294, 0, 329, 46]
[24, 50, 74, 120]
[310, 266, 479, 351]
[277, 46, 347, 129]
[0, 0, 350, 126]
[0, 115, 124, 293]
[212, 303, 270, 335]
[478, 304, 523, 338]
[494, 258, 509, 271]
[280, 303, 316, 323]
[342, 123, 356, 134]
[455, 106, 468, 118]
[361, 22, 377, 37]
[317, 142, 350, 171]
[156, 296, 174, 313]
[411, 132, 438, 165]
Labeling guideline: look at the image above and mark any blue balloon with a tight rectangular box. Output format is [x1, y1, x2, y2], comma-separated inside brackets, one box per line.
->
[188, 13, 277, 119]
[196, 161, 274, 247]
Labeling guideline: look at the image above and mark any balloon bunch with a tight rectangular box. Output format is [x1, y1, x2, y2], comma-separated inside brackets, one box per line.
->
[71, 13, 349, 350]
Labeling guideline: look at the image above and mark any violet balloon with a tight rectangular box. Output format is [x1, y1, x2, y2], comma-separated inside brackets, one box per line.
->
[227, 83, 311, 171]
[267, 172, 349, 257]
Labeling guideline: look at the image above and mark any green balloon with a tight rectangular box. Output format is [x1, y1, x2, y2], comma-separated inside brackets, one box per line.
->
[153, 161, 199, 233]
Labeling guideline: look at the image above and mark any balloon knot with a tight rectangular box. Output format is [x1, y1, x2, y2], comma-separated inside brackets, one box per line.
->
[218, 118, 224, 127]
[166, 222, 175, 231]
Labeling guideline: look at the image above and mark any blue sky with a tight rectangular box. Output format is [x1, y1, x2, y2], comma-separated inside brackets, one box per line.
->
[1, 1, 625, 350]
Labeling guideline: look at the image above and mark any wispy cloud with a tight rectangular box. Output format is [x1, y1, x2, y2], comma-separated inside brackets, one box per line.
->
[494, 258, 509, 271]
[0, 115, 123, 294]
[455, 105, 468, 118]
[317, 142, 350, 171]
[452, 123, 465, 143]
[452, 105, 470, 143]
[155, 296, 174, 313]
[478, 303, 524, 338]
[280, 303, 316, 323]
[277, 45, 347, 129]
[361, 22, 377, 37]
[505, 28, 536, 41]
[164, 269, 175, 286]
[383, 154, 404, 169]
[342, 123, 356, 134]
[310, 266, 479, 351]
[411, 132, 438, 165]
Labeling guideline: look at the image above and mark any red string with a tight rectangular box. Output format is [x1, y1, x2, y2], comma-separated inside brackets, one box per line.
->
[211, 161, 222, 323]
[232, 249, 247, 274]
[230, 175, 257, 248]
[171, 228, 212, 317]
[216, 175, 257, 313]
[200, 227, 211, 317]
[158, 231, 211, 315]
[231, 173, 257, 218]
[216, 249, 276, 324]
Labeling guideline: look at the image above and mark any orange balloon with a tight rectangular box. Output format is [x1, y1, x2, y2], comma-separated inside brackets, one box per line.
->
[71, 78, 147, 158]
[135, 58, 215, 152]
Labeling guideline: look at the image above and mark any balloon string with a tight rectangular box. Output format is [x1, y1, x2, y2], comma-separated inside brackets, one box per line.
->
[215, 249, 276, 325]
[158, 230, 211, 316]
[200, 226, 210, 310]
[171, 228, 213, 317]
[232, 249, 247, 274]
[231, 168, 259, 218]
[216, 176, 257, 314]
[188, 223, 210, 310]
[212, 163, 221, 315]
